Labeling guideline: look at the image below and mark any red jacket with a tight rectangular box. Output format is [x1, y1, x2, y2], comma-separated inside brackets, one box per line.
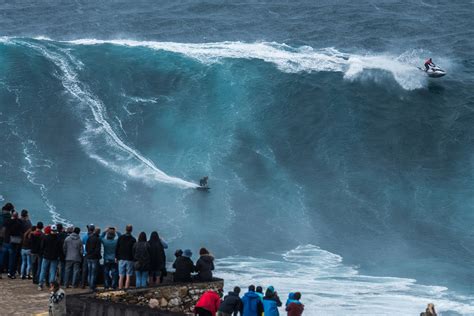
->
[195, 291, 221, 316]
[286, 302, 304, 316]
[424, 58, 432, 65]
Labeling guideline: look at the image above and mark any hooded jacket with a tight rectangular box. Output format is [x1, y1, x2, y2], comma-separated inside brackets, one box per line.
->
[41, 233, 60, 260]
[85, 233, 102, 260]
[286, 302, 304, 316]
[63, 233, 83, 262]
[195, 290, 221, 316]
[132, 241, 151, 271]
[101, 231, 120, 262]
[195, 254, 215, 281]
[263, 287, 282, 316]
[218, 291, 243, 315]
[115, 233, 136, 261]
[172, 256, 195, 282]
[242, 291, 264, 316]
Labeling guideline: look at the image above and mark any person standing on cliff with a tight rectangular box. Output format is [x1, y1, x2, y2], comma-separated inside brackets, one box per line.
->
[38, 225, 60, 290]
[285, 292, 304, 316]
[218, 286, 243, 316]
[49, 281, 66, 316]
[85, 228, 102, 291]
[262, 286, 282, 316]
[116, 224, 136, 289]
[63, 227, 83, 288]
[30, 221, 44, 284]
[242, 285, 264, 316]
[133, 231, 151, 288]
[148, 231, 166, 286]
[195, 289, 222, 316]
[101, 227, 120, 290]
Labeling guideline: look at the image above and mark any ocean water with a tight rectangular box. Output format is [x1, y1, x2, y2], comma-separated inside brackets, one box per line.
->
[1, 1, 474, 314]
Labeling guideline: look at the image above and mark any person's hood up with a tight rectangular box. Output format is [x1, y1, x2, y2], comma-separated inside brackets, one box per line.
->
[200, 254, 214, 263]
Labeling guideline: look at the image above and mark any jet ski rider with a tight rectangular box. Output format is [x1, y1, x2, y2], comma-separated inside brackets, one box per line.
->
[424, 58, 435, 71]
[199, 176, 208, 188]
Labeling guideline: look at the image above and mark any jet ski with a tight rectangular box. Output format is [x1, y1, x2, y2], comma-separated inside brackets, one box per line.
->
[196, 186, 210, 192]
[419, 65, 446, 78]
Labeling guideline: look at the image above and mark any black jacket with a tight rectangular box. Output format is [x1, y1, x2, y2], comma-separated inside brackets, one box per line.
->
[173, 256, 195, 282]
[41, 234, 60, 260]
[4, 218, 23, 244]
[30, 231, 44, 255]
[115, 233, 136, 261]
[86, 233, 102, 260]
[57, 231, 68, 261]
[133, 241, 151, 271]
[195, 254, 215, 281]
[219, 291, 243, 315]
[148, 240, 166, 271]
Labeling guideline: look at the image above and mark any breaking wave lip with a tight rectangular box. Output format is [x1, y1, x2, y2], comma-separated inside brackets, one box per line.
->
[36, 37, 430, 90]
[11, 39, 198, 189]
[216, 245, 474, 316]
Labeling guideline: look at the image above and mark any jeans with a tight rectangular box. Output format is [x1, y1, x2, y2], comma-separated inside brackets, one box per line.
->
[118, 260, 134, 276]
[81, 257, 88, 287]
[58, 260, 66, 285]
[0, 243, 4, 273]
[31, 253, 42, 283]
[20, 249, 32, 276]
[104, 261, 118, 289]
[135, 270, 148, 288]
[7, 243, 21, 276]
[87, 259, 99, 290]
[64, 261, 81, 287]
[39, 258, 58, 287]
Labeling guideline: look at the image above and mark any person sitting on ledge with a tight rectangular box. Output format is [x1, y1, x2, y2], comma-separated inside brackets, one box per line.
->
[173, 248, 195, 282]
[195, 289, 222, 316]
[195, 247, 215, 282]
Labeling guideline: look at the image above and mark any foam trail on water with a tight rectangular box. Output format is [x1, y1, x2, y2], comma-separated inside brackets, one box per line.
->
[216, 245, 474, 315]
[57, 38, 428, 90]
[15, 39, 197, 189]
[21, 140, 71, 225]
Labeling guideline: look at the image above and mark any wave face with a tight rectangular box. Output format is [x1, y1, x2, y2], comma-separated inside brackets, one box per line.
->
[1, 35, 474, 314]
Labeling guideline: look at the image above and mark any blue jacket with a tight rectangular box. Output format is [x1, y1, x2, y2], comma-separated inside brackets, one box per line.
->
[242, 291, 263, 316]
[263, 298, 279, 316]
[100, 231, 121, 262]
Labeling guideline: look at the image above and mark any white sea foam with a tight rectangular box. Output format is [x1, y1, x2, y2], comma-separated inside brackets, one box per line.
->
[17, 40, 198, 189]
[57, 38, 428, 90]
[216, 245, 474, 315]
[21, 140, 71, 225]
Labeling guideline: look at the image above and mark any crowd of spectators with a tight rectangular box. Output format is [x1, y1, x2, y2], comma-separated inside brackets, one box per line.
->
[0, 202, 307, 316]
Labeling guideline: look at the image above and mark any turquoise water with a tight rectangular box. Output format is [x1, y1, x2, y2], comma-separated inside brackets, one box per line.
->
[1, 1, 474, 314]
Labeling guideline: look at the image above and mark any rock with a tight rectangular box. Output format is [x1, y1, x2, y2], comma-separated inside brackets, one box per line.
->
[160, 298, 168, 307]
[149, 299, 160, 309]
[179, 286, 188, 297]
[169, 297, 181, 307]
